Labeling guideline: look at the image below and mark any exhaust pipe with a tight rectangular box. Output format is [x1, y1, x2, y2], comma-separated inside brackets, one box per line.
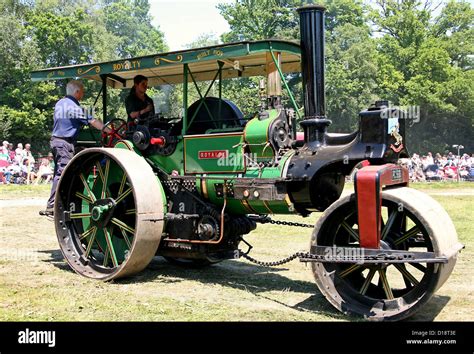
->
[297, 5, 331, 149]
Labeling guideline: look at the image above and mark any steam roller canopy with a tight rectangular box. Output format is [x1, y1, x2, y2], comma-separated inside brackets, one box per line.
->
[311, 187, 461, 321]
[54, 148, 166, 281]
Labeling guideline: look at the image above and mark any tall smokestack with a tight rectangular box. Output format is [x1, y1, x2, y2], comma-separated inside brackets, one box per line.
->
[297, 5, 331, 149]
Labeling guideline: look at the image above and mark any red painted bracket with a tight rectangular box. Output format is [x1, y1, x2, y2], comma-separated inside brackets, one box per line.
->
[354, 163, 409, 249]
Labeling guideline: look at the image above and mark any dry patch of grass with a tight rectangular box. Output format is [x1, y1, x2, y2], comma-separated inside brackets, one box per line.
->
[0, 186, 472, 321]
[0, 184, 50, 199]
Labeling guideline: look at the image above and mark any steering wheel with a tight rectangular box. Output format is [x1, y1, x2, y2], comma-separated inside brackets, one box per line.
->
[101, 118, 128, 147]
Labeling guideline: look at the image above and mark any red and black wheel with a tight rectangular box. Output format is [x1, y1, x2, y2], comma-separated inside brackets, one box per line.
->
[101, 119, 128, 147]
[311, 187, 461, 321]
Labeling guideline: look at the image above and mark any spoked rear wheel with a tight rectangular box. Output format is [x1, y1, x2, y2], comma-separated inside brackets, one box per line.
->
[311, 187, 460, 321]
[54, 148, 165, 281]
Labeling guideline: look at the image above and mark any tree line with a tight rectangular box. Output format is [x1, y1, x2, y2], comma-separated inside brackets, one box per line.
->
[0, 0, 472, 155]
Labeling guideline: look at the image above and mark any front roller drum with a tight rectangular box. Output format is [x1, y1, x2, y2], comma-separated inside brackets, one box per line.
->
[311, 187, 461, 321]
[54, 148, 165, 281]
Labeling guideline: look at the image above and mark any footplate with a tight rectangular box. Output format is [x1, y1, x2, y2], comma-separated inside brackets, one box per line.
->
[299, 245, 450, 264]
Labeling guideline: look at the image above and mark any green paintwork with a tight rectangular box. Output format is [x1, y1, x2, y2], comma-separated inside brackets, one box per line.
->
[76, 128, 102, 147]
[31, 40, 301, 83]
[112, 142, 169, 213]
[197, 150, 295, 215]
[200, 175, 246, 214]
[78, 154, 168, 267]
[80, 158, 136, 266]
[148, 140, 184, 174]
[113, 140, 141, 154]
[244, 109, 280, 161]
[91, 204, 112, 221]
[35, 38, 304, 224]
[243, 163, 293, 214]
[184, 133, 245, 174]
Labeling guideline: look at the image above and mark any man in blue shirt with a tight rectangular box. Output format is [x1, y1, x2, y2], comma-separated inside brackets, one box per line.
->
[41, 80, 109, 215]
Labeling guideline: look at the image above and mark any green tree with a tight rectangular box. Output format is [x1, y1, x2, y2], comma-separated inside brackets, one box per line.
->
[217, 0, 375, 129]
[102, 0, 167, 57]
[372, 0, 473, 153]
[100, 0, 168, 122]
[0, 0, 168, 153]
[0, 2, 57, 151]
[326, 23, 379, 131]
[218, 0, 302, 42]
[217, 0, 473, 152]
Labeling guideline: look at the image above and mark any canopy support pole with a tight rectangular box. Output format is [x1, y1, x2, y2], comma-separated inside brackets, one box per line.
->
[100, 75, 108, 123]
[182, 64, 188, 136]
[269, 49, 301, 118]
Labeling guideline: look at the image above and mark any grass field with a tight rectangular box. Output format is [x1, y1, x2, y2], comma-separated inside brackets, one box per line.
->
[0, 182, 472, 321]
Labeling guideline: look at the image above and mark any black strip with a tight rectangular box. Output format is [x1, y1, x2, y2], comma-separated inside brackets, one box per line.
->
[0, 322, 471, 353]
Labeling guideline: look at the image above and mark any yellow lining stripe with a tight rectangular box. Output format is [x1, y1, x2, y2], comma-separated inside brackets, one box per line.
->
[262, 200, 274, 214]
[241, 199, 257, 214]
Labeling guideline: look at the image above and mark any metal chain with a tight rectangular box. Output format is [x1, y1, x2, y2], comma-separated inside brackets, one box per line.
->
[253, 216, 315, 228]
[238, 250, 344, 267]
[238, 248, 415, 267]
[239, 250, 310, 267]
[237, 216, 315, 267]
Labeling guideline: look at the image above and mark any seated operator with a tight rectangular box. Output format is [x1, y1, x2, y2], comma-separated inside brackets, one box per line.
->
[125, 75, 155, 125]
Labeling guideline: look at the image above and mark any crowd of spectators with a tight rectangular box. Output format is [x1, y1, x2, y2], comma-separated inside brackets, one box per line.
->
[0, 140, 54, 185]
[400, 152, 474, 182]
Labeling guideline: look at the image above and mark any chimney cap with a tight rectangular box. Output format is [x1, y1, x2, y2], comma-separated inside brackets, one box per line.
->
[297, 4, 326, 13]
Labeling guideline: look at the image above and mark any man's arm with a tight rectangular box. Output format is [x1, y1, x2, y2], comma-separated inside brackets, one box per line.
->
[128, 104, 153, 120]
[89, 119, 112, 133]
[125, 96, 152, 119]
[68, 105, 111, 133]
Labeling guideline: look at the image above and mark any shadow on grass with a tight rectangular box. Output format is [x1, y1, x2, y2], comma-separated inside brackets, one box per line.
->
[39, 249, 75, 273]
[406, 295, 451, 321]
[40, 250, 450, 320]
[41, 249, 316, 294]
[40, 248, 346, 319]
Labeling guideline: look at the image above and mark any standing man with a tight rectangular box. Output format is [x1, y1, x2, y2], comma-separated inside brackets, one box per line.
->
[40, 80, 109, 216]
[23, 143, 35, 185]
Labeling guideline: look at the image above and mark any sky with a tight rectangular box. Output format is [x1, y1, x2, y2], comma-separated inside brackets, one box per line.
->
[149, 0, 234, 51]
[149, 0, 474, 50]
